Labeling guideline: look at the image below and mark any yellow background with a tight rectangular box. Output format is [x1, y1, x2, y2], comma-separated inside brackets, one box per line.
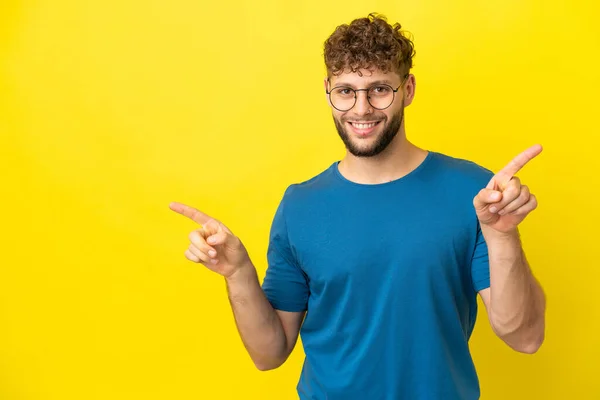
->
[1, 0, 598, 399]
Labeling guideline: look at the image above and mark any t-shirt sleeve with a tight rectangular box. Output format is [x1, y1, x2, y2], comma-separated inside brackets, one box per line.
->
[471, 221, 490, 292]
[261, 188, 309, 312]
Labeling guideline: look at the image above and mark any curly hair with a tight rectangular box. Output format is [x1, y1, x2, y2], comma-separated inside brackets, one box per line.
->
[324, 13, 416, 78]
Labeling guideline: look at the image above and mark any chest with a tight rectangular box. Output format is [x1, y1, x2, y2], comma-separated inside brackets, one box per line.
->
[288, 193, 478, 293]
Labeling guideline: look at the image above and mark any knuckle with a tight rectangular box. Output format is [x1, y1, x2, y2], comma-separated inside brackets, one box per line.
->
[220, 233, 229, 244]
[185, 250, 198, 262]
[193, 249, 208, 262]
[473, 190, 487, 206]
[531, 194, 538, 208]
[206, 219, 221, 231]
[517, 192, 529, 205]
[505, 186, 519, 198]
[188, 230, 200, 243]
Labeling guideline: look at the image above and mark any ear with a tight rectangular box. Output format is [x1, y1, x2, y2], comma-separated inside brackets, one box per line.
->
[403, 74, 416, 107]
[324, 77, 332, 106]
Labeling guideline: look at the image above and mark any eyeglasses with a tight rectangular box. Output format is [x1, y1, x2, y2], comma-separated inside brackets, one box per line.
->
[326, 75, 408, 112]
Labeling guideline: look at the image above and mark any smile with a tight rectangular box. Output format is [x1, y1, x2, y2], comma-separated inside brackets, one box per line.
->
[346, 120, 382, 136]
[349, 121, 381, 129]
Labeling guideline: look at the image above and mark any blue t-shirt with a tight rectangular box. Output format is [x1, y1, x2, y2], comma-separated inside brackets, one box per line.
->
[262, 151, 494, 400]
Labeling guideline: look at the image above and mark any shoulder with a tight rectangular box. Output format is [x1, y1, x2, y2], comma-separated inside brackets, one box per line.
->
[270, 162, 343, 229]
[429, 151, 494, 189]
[280, 162, 340, 206]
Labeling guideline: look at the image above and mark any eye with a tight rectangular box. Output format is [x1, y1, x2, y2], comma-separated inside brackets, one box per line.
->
[333, 87, 354, 97]
[371, 85, 392, 95]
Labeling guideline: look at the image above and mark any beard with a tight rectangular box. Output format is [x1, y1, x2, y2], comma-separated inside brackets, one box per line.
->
[333, 105, 404, 158]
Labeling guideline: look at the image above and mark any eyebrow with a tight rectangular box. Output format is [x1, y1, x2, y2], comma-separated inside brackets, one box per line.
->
[330, 79, 397, 88]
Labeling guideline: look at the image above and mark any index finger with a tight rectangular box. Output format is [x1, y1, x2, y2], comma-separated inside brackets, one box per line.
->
[169, 202, 213, 225]
[494, 144, 543, 186]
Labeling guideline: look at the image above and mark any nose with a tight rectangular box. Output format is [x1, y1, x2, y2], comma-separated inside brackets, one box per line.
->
[352, 90, 373, 115]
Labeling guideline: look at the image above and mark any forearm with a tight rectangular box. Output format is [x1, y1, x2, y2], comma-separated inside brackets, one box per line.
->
[484, 228, 546, 353]
[225, 262, 289, 370]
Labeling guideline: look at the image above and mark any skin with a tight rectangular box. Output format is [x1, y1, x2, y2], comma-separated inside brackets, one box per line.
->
[169, 66, 545, 372]
[473, 144, 546, 353]
[168, 205, 303, 370]
[324, 69, 429, 184]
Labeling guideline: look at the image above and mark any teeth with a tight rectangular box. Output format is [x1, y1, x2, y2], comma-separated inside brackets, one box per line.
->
[352, 122, 377, 129]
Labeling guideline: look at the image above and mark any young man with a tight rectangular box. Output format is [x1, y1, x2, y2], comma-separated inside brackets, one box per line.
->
[170, 13, 546, 400]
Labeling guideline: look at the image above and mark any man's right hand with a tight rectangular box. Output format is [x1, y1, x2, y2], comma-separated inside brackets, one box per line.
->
[169, 202, 252, 279]
[170, 201, 304, 371]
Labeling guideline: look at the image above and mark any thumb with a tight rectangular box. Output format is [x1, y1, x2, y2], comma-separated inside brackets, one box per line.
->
[206, 223, 230, 246]
[473, 188, 502, 212]
[202, 219, 220, 236]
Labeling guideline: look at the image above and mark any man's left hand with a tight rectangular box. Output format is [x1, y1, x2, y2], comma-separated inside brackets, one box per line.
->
[473, 144, 543, 235]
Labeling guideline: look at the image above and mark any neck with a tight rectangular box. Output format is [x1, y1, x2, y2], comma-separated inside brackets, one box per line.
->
[338, 132, 428, 185]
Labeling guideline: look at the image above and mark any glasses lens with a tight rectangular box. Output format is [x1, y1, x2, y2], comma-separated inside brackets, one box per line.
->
[330, 87, 355, 111]
[368, 85, 394, 110]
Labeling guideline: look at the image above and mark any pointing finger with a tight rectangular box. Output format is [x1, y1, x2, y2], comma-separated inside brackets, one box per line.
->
[493, 144, 542, 189]
[169, 202, 214, 226]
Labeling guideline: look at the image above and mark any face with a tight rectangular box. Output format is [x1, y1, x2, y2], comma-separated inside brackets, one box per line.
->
[325, 68, 415, 158]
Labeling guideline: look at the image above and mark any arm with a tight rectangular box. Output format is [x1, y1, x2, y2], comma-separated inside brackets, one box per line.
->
[478, 230, 546, 353]
[226, 263, 305, 370]
[169, 202, 305, 371]
[473, 145, 546, 353]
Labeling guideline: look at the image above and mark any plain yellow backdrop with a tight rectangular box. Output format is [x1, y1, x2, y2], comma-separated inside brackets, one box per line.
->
[1, 0, 598, 399]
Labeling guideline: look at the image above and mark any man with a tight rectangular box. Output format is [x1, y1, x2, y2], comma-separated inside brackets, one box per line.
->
[170, 13, 546, 400]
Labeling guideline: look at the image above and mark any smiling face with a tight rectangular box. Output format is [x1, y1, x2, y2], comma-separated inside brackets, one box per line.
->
[322, 14, 418, 158]
[326, 68, 414, 157]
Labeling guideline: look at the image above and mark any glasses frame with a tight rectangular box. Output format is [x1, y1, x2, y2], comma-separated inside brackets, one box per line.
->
[325, 74, 409, 112]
